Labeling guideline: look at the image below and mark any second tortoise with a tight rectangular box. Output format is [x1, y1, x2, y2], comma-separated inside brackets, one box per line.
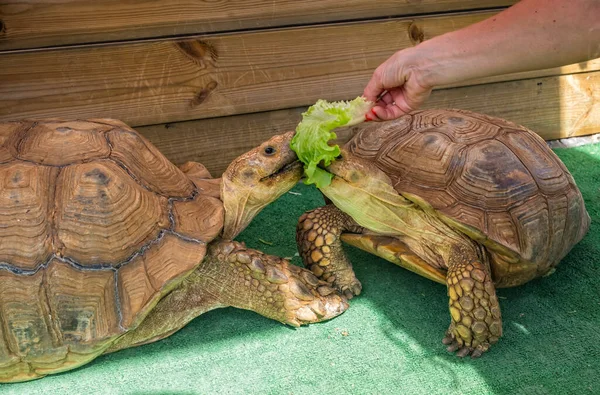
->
[296, 109, 590, 358]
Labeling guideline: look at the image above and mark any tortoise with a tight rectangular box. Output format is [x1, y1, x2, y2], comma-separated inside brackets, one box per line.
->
[0, 119, 348, 383]
[295, 109, 590, 358]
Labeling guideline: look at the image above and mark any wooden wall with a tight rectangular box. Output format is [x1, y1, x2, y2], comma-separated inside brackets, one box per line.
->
[1, 1, 598, 175]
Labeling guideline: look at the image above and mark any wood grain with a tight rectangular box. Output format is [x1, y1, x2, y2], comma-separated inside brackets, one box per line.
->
[0, 11, 490, 125]
[4, 11, 599, 127]
[137, 70, 600, 176]
[139, 108, 307, 177]
[424, 71, 600, 140]
[0, 1, 516, 51]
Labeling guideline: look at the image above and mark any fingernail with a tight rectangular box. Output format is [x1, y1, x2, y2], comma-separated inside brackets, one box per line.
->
[365, 114, 372, 122]
[371, 108, 378, 116]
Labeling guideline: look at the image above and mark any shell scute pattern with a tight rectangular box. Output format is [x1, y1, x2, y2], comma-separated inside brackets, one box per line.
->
[0, 120, 216, 381]
[347, 110, 589, 285]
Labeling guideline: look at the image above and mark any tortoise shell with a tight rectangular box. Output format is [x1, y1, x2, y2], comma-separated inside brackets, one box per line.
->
[0, 120, 223, 382]
[346, 109, 590, 287]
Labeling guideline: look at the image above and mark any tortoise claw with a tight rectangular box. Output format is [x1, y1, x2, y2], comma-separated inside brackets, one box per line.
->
[340, 281, 362, 300]
[443, 325, 493, 358]
[446, 341, 460, 353]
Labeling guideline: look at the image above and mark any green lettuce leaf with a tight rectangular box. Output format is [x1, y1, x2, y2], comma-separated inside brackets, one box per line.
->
[290, 96, 374, 188]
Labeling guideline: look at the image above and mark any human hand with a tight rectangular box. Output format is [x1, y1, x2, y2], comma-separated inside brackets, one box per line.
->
[363, 47, 434, 121]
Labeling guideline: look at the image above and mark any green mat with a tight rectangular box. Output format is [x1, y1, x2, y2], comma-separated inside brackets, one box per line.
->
[4, 143, 600, 395]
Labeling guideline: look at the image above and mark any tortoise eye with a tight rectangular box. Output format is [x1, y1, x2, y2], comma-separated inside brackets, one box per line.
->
[264, 146, 276, 156]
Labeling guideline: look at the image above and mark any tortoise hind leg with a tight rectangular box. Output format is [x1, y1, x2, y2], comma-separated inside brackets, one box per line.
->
[107, 240, 348, 353]
[443, 245, 503, 358]
[296, 204, 365, 299]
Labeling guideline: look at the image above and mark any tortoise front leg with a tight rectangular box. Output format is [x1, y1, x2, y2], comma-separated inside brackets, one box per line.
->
[296, 204, 365, 299]
[444, 246, 503, 358]
[204, 240, 349, 327]
[107, 240, 348, 353]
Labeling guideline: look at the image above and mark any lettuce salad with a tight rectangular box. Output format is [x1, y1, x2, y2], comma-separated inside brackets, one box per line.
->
[290, 97, 374, 188]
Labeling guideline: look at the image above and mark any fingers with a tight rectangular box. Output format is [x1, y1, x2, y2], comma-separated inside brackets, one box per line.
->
[363, 67, 386, 102]
[370, 105, 409, 121]
[363, 48, 434, 121]
[367, 88, 415, 121]
[363, 55, 400, 101]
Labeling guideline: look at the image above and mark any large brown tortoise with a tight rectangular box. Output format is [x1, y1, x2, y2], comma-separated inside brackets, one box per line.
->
[0, 119, 347, 383]
[296, 109, 590, 358]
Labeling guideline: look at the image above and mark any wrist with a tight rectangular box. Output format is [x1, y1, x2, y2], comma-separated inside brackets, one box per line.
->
[407, 37, 465, 89]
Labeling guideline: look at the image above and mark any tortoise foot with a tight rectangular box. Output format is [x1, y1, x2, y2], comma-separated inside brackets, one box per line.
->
[442, 323, 497, 358]
[316, 267, 362, 300]
[277, 265, 350, 327]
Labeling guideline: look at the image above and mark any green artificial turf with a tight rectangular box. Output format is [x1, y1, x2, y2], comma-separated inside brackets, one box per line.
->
[4, 143, 600, 395]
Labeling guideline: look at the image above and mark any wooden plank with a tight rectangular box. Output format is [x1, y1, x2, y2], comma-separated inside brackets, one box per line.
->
[137, 71, 600, 176]
[0, 11, 493, 126]
[423, 72, 600, 140]
[3, 10, 600, 127]
[0, 1, 516, 51]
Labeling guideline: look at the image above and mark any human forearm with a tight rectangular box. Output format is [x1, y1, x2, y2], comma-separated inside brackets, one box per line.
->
[363, 0, 600, 121]
[418, 0, 600, 87]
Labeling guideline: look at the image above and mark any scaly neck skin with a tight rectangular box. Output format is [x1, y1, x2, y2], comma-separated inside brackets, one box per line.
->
[220, 177, 263, 240]
[320, 172, 478, 270]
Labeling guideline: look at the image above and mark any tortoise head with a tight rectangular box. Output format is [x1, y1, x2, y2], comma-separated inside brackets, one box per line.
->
[324, 148, 393, 190]
[221, 131, 303, 240]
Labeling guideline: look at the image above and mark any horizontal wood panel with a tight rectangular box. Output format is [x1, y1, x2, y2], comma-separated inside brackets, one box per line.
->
[0, 1, 515, 51]
[137, 70, 600, 176]
[2, 10, 600, 128]
[0, 11, 495, 126]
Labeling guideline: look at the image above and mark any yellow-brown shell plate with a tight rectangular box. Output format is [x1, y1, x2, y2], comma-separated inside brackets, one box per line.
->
[346, 109, 590, 287]
[0, 120, 224, 382]
[340, 233, 446, 284]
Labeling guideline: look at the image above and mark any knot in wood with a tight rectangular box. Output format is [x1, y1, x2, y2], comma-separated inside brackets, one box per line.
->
[189, 80, 218, 108]
[408, 22, 425, 44]
[175, 40, 218, 69]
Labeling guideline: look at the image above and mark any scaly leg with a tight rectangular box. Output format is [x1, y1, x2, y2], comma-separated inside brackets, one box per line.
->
[443, 246, 503, 358]
[296, 204, 364, 299]
[107, 240, 348, 353]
